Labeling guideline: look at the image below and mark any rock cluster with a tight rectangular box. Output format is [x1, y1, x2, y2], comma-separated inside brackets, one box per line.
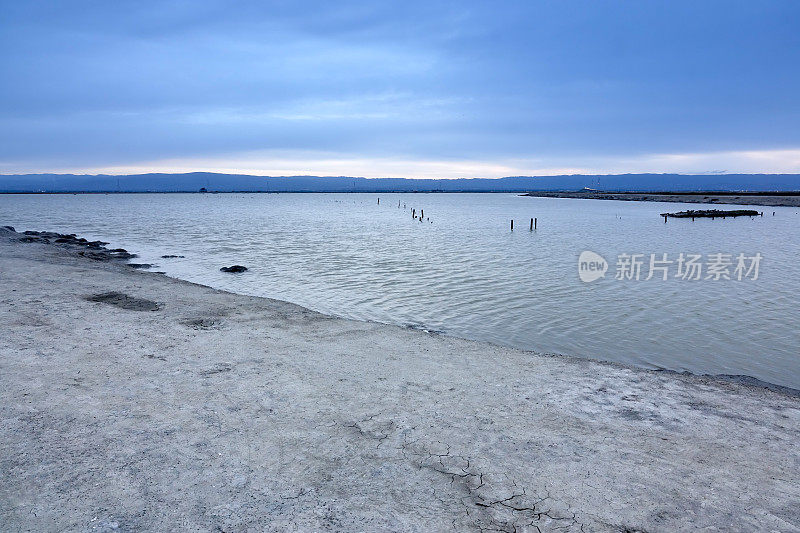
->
[11, 229, 139, 262]
[661, 209, 760, 218]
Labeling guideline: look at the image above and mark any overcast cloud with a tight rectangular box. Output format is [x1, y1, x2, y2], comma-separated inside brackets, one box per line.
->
[2, 1, 799, 177]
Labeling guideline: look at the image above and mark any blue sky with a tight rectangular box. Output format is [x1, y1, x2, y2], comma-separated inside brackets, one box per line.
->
[2, 1, 799, 177]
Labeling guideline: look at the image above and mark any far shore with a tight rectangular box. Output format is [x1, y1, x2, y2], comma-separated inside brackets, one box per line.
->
[521, 190, 800, 207]
[1, 225, 799, 531]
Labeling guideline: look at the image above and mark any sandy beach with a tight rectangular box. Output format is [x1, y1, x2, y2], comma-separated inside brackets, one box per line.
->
[1, 226, 798, 532]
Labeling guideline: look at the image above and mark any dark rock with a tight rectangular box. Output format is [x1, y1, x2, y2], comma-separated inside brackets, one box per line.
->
[23, 230, 40, 235]
[127, 263, 153, 269]
[220, 265, 248, 273]
[110, 248, 128, 253]
[161, 255, 185, 259]
[1, 226, 15, 232]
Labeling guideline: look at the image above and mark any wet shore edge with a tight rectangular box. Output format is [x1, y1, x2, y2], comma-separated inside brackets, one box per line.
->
[2, 224, 799, 531]
[3, 224, 797, 398]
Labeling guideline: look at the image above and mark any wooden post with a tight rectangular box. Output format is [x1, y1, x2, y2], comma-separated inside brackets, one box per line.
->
[535, 217, 537, 230]
[511, 220, 514, 231]
[530, 218, 533, 231]
[664, 215, 667, 223]
[377, 198, 380, 205]
[421, 209, 423, 218]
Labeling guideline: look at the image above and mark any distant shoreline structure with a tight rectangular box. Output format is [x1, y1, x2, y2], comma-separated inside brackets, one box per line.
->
[521, 190, 800, 207]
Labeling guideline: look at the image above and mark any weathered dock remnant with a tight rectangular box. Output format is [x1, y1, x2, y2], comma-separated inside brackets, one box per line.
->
[661, 209, 761, 219]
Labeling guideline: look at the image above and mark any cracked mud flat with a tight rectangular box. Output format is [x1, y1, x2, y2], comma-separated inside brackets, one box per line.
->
[0, 227, 798, 532]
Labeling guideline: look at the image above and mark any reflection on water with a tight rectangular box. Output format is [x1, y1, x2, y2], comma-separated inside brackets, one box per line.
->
[2, 192, 798, 388]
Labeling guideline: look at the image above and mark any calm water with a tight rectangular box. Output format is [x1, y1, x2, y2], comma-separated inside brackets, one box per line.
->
[2, 192, 798, 388]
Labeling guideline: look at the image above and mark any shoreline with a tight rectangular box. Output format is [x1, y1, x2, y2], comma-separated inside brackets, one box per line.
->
[7, 225, 797, 396]
[521, 190, 800, 207]
[1, 226, 799, 531]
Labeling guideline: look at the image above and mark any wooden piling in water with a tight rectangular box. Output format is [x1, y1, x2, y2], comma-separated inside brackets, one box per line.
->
[511, 220, 514, 231]
[377, 198, 380, 205]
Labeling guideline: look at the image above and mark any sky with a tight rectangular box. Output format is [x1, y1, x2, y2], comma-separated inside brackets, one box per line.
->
[1, 0, 800, 178]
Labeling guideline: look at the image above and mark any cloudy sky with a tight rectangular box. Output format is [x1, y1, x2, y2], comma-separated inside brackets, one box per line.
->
[2, 1, 799, 177]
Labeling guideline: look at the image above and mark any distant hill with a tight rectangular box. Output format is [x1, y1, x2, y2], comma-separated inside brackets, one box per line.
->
[1, 172, 799, 193]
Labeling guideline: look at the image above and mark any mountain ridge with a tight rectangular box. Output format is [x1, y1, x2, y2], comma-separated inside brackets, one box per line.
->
[2, 172, 800, 192]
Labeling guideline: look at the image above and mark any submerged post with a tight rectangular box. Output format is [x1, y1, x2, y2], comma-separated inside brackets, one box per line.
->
[377, 197, 380, 205]
[530, 218, 533, 231]
[421, 209, 424, 219]
[664, 215, 668, 223]
[511, 220, 514, 231]
[535, 217, 537, 230]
